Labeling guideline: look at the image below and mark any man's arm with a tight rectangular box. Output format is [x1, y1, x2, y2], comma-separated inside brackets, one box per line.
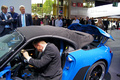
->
[22, 47, 54, 68]
[0, 15, 6, 25]
[6, 14, 14, 24]
[29, 51, 52, 68]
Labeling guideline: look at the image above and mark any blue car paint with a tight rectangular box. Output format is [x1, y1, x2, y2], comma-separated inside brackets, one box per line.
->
[62, 45, 113, 80]
[68, 23, 114, 40]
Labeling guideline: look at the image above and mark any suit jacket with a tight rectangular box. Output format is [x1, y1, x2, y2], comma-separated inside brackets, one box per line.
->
[0, 12, 13, 33]
[29, 43, 62, 79]
[17, 13, 33, 27]
[49, 19, 55, 26]
[8, 12, 18, 28]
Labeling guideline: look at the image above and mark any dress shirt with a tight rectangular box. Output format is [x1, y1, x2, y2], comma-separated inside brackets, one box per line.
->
[52, 20, 54, 26]
[55, 19, 63, 27]
[21, 14, 26, 27]
[72, 19, 80, 24]
[3, 13, 10, 28]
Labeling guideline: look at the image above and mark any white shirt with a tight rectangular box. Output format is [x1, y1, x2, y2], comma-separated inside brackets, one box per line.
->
[72, 19, 80, 24]
[55, 19, 63, 27]
[21, 14, 26, 27]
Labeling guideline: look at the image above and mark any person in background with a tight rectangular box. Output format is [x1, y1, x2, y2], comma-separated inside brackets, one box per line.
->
[17, 5, 33, 27]
[96, 18, 104, 30]
[61, 16, 65, 27]
[33, 15, 41, 26]
[49, 17, 55, 26]
[72, 16, 79, 24]
[8, 6, 18, 29]
[66, 17, 70, 27]
[0, 5, 14, 37]
[116, 20, 119, 30]
[85, 16, 91, 25]
[43, 15, 49, 25]
[55, 15, 63, 27]
[91, 17, 95, 25]
[63, 16, 67, 28]
[80, 18, 85, 24]
[103, 19, 109, 32]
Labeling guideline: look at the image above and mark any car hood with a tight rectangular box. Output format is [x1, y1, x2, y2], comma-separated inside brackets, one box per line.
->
[68, 23, 114, 40]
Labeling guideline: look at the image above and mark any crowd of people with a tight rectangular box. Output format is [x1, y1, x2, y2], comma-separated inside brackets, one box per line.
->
[0, 5, 119, 37]
[0, 5, 33, 37]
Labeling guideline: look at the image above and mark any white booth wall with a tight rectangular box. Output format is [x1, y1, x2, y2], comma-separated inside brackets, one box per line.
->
[71, 2, 120, 18]
[0, 0, 31, 14]
[88, 3, 120, 18]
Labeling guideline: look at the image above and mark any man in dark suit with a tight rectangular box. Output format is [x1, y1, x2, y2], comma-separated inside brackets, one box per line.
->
[17, 5, 33, 27]
[21, 40, 62, 80]
[8, 6, 18, 29]
[0, 5, 14, 37]
[49, 17, 55, 26]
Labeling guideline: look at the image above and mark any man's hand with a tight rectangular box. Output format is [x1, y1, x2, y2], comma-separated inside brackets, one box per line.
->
[9, 18, 12, 20]
[2, 19, 5, 21]
[21, 49, 31, 60]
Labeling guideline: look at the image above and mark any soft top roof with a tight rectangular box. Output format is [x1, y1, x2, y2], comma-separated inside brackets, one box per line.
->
[17, 26, 93, 49]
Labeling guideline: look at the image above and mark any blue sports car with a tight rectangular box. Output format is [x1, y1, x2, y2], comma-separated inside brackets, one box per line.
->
[0, 25, 113, 80]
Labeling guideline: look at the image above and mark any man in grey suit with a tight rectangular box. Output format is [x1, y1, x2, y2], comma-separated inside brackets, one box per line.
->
[21, 40, 62, 80]
[0, 5, 14, 37]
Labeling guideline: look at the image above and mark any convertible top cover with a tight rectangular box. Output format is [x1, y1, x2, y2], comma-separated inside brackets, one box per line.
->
[17, 26, 93, 49]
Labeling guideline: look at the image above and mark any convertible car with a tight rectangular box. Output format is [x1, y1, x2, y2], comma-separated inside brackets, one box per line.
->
[0, 25, 113, 80]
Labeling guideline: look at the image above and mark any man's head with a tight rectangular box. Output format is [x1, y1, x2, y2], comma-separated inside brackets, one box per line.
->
[33, 40, 47, 52]
[58, 15, 61, 20]
[1, 5, 8, 14]
[74, 16, 77, 20]
[86, 16, 89, 20]
[51, 17, 54, 20]
[19, 5, 25, 14]
[35, 15, 38, 20]
[45, 16, 48, 19]
[10, 6, 14, 13]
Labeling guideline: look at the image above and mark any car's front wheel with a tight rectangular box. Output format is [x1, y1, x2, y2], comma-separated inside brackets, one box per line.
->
[85, 61, 106, 80]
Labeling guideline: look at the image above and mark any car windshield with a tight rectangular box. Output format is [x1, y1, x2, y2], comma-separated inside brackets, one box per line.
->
[0, 31, 23, 58]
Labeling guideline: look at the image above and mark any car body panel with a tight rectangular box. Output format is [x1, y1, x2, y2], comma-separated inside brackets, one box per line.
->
[68, 23, 114, 40]
[62, 46, 113, 80]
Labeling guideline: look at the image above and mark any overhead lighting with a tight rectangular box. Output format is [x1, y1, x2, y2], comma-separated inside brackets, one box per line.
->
[90, 2, 92, 6]
[83, 2, 86, 6]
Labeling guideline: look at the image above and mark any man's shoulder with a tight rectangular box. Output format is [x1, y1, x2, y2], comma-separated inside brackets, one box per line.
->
[45, 43, 59, 54]
[17, 14, 21, 16]
[6, 13, 11, 16]
[14, 12, 18, 15]
[47, 43, 55, 47]
[46, 43, 58, 50]
[25, 13, 32, 16]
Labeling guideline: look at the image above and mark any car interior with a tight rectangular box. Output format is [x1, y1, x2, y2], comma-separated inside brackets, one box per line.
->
[6, 37, 75, 79]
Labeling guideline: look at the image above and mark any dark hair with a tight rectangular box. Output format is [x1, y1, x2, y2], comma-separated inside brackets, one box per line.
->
[10, 6, 14, 9]
[32, 39, 46, 45]
[59, 15, 61, 17]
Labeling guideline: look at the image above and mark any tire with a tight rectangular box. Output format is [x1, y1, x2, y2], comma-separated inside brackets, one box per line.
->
[85, 61, 106, 80]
